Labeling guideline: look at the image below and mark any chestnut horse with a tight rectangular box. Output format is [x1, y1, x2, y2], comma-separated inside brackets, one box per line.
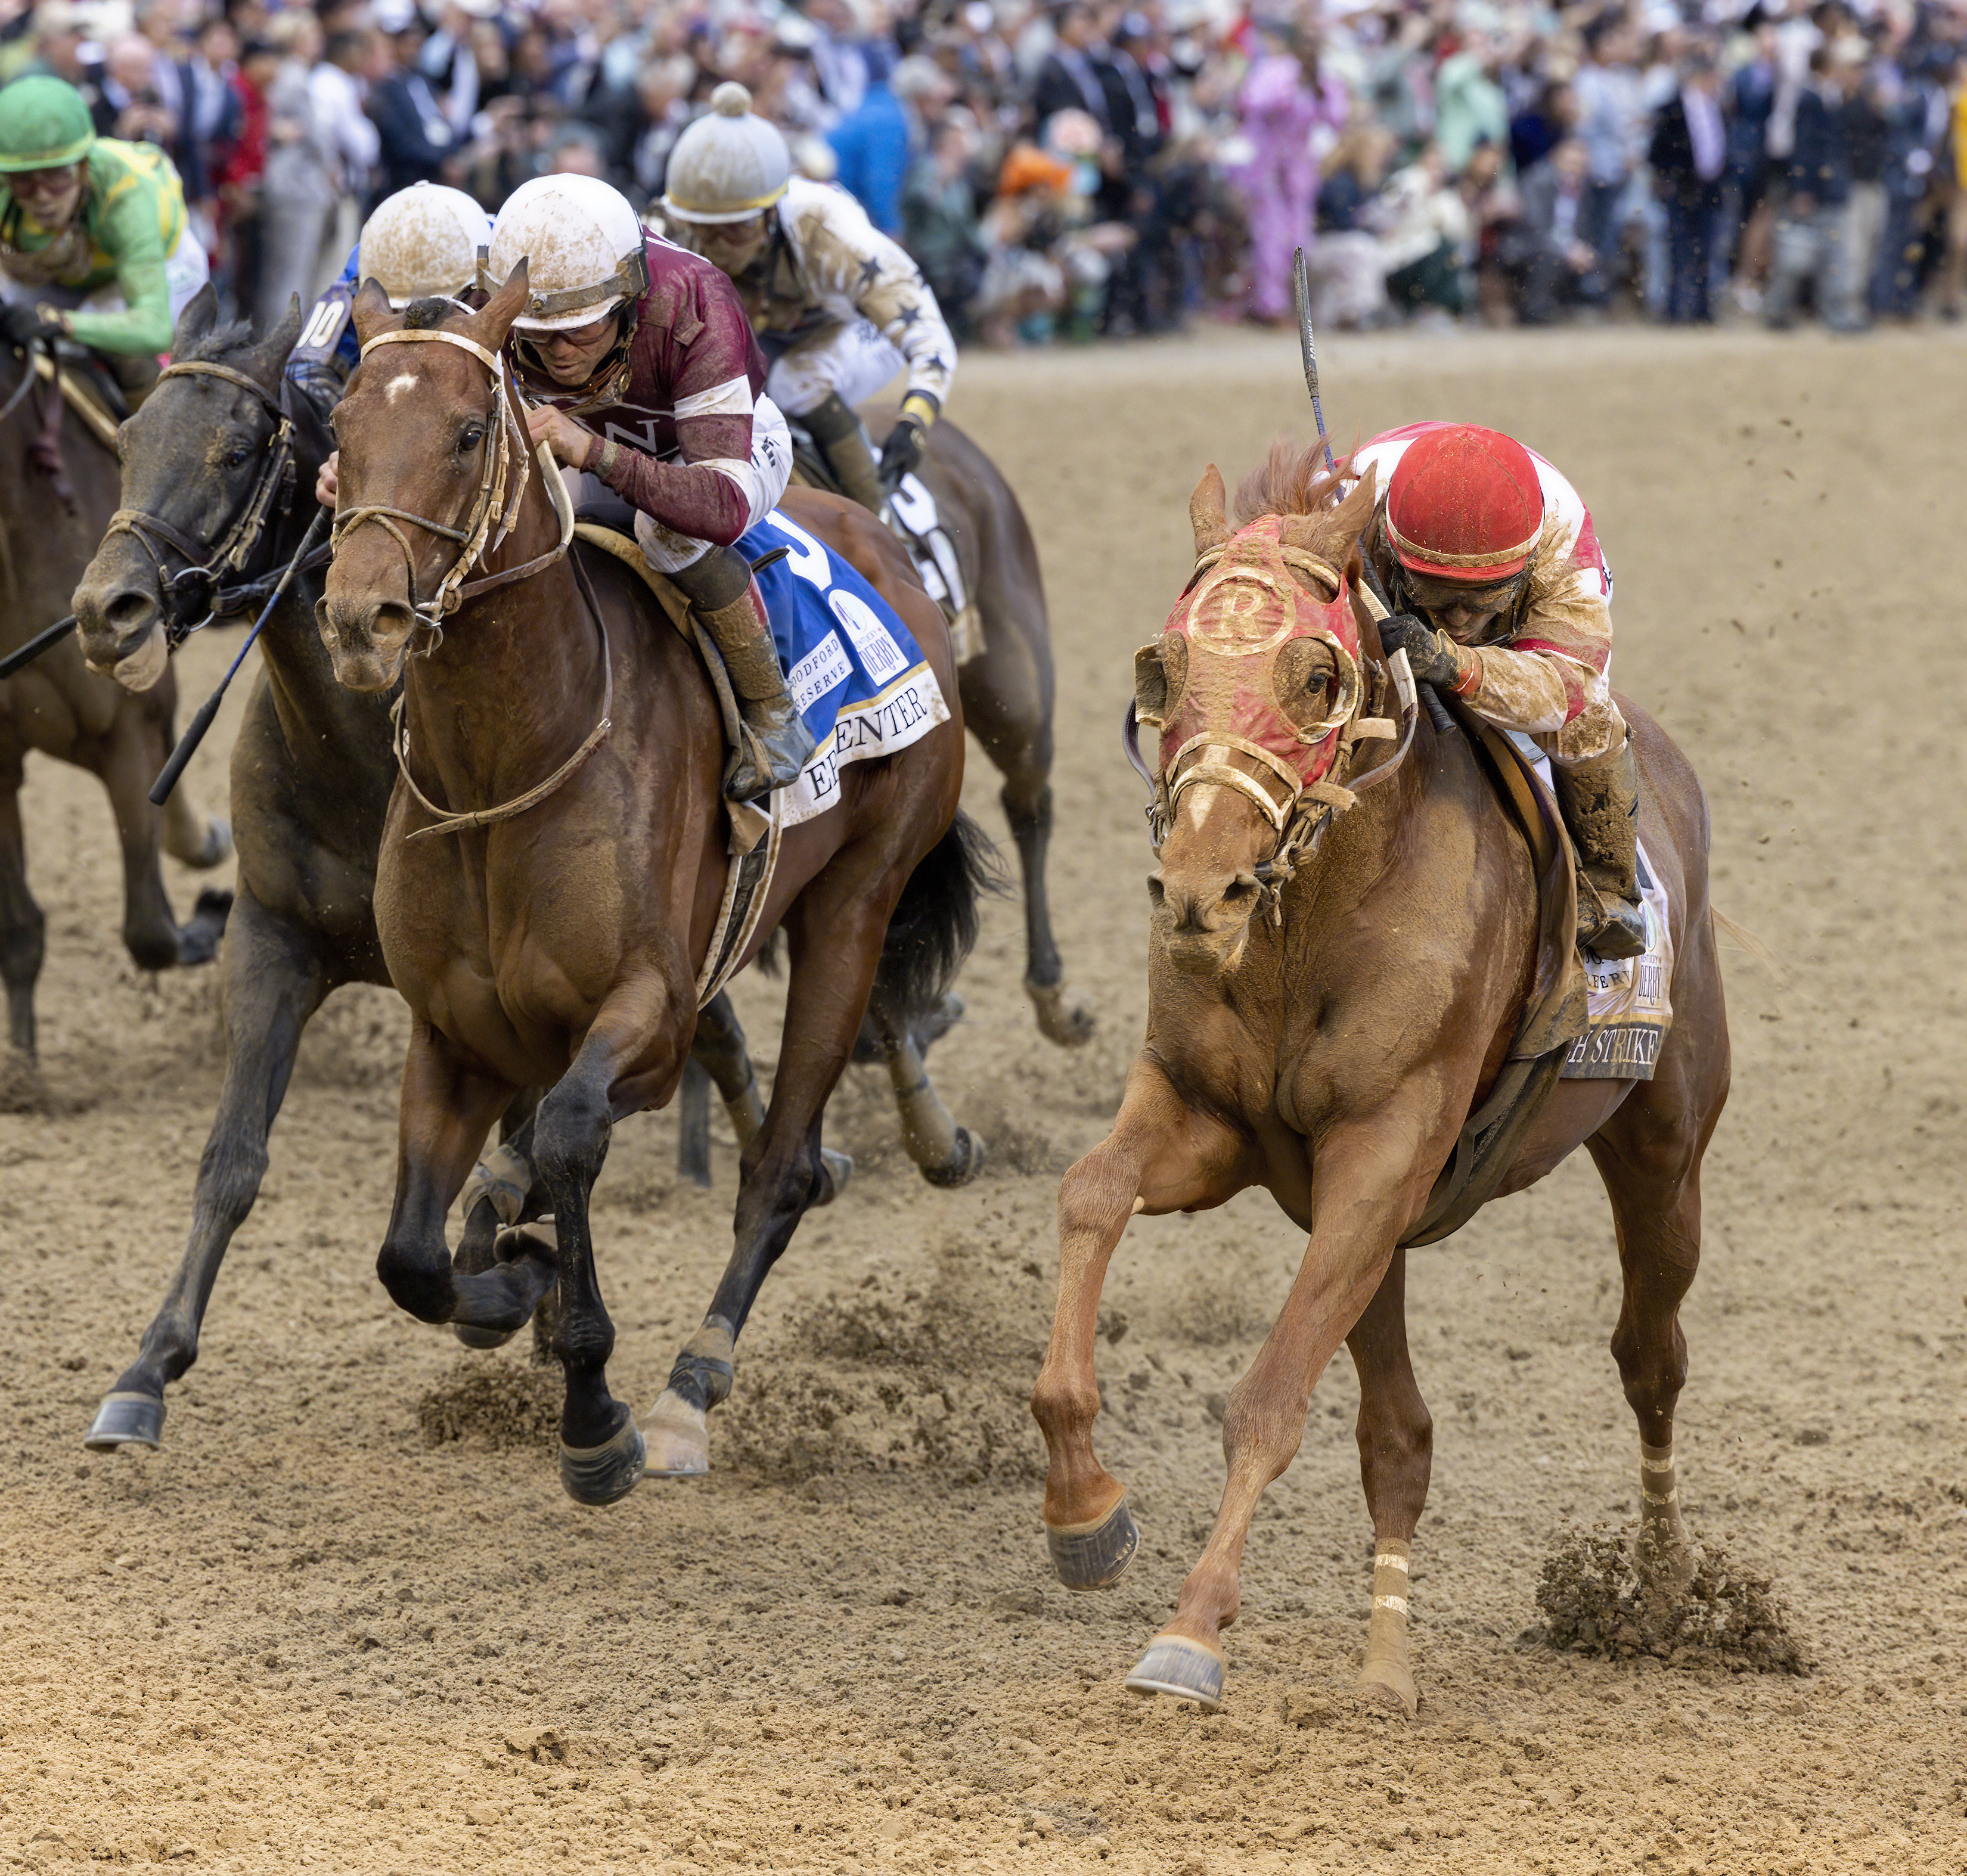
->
[1030, 445, 1729, 1715]
[318, 266, 976, 1504]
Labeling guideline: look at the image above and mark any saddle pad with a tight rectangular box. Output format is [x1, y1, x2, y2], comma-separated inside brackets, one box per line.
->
[740, 508, 951, 829]
[1503, 732, 1676, 1082]
[886, 472, 984, 664]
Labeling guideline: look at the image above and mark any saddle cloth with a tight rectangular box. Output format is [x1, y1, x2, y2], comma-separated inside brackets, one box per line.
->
[1504, 731, 1677, 1082]
[885, 472, 984, 665]
[740, 507, 951, 828]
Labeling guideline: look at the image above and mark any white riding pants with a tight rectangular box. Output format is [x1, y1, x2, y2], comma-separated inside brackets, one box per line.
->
[764, 319, 907, 418]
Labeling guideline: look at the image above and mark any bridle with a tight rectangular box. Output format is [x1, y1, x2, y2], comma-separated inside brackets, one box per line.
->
[331, 326, 573, 640]
[100, 360, 303, 645]
[333, 322, 606, 843]
[1125, 560, 1420, 905]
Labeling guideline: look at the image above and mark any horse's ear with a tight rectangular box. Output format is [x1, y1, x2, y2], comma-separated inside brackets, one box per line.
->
[350, 278, 399, 350]
[1189, 464, 1229, 558]
[246, 294, 304, 386]
[471, 257, 530, 347]
[1327, 459, 1377, 549]
[1135, 630, 1188, 729]
[171, 282, 218, 356]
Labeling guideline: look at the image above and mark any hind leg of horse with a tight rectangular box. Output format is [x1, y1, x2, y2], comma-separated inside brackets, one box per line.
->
[534, 981, 692, 1504]
[0, 756, 45, 1059]
[377, 1024, 547, 1335]
[1586, 903, 1729, 1582]
[864, 983, 984, 1188]
[1032, 1061, 1246, 1589]
[160, 781, 234, 871]
[1345, 1248, 1434, 1715]
[101, 716, 227, 970]
[86, 889, 328, 1449]
[1127, 1113, 1435, 1711]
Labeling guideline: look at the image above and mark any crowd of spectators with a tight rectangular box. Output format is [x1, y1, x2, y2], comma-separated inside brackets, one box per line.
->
[6, 0, 1966, 346]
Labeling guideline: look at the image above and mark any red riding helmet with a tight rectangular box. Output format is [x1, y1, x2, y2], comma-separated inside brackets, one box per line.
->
[1383, 424, 1544, 583]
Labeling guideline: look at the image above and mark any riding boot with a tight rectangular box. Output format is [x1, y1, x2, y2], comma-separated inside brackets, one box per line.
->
[802, 392, 885, 514]
[1551, 735, 1649, 959]
[669, 544, 817, 802]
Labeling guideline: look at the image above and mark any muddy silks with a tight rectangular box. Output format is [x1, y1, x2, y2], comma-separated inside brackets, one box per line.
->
[1135, 514, 1365, 851]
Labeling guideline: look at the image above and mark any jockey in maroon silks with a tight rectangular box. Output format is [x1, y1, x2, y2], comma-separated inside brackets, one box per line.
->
[1356, 421, 1648, 958]
[488, 173, 808, 803]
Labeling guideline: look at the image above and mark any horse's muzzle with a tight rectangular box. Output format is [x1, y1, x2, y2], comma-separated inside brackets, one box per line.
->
[71, 581, 168, 692]
[316, 595, 413, 693]
[1150, 869, 1261, 976]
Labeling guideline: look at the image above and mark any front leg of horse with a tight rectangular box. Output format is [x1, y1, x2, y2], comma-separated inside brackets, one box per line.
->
[0, 761, 45, 1060]
[377, 1026, 544, 1333]
[103, 716, 229, 971]
[1033, 1066, 1239, 1589]
[1127, 1122, 1421, 1713]
[86, 890, 327, 1449]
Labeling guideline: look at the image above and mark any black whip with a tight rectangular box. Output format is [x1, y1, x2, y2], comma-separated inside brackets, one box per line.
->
[149, 506, 331, 807]
[0, 613, 76, 679]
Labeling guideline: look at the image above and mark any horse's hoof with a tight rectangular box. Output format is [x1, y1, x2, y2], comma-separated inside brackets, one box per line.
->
[1125, 1635, 1225, 1710]
[85, 1391, 165, 1452]
[559, 1406, 646, 1507]
[189, 816, 234, 871]
[1027, 978, 1096, 1048]
[176, 888, 233, 966]
[920, 1127, 985, 1189]
[1045, 1496, 1140, 1590]
[813, 1145, 854, 1206]
[453, 1323, 516, 1351]
[1357, 1664, 1417, 1716]
[641, 1387, 710, 1477]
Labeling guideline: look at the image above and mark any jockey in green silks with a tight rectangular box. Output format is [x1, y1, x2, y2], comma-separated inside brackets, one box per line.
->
[0, 74, 210, 402]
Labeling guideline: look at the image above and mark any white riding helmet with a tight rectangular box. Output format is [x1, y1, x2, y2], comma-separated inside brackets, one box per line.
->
[483, 173, 650, 332]
[660, 82, 792, 225]
[358, 181, 492, 308]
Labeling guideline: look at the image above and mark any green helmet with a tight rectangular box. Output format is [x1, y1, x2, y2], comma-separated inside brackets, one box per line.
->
[0, 76, 95, 173]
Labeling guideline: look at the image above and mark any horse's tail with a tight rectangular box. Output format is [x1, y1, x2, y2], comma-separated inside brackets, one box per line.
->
[874, 809, 1009, 1021]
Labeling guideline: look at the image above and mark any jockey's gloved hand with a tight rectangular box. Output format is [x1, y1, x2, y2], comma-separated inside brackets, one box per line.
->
[877, 415, 924, 489]
[0, 301, 54, 350]
[1378, 611, 1473, 694]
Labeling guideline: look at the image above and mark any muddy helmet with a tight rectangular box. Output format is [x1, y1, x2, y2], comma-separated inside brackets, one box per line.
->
[483, 174, 650, 332]
[0, 75, 95, 173]
[358, 182, 492, 308]
[660, 82, 792, 225]
[1383, 424, 1545, 583]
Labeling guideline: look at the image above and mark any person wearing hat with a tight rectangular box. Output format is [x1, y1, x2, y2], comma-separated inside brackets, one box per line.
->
[0, 73, 208, 401]
[1354, 422, 1648, 959]
[660, 80, 954, 517]
[483, 172, 810, 802]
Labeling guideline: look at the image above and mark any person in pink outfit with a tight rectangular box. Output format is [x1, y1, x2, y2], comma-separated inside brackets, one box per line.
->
[1234, 24, 1348, 324]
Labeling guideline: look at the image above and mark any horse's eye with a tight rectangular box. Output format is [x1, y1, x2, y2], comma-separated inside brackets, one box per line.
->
[459, 426, 484, 453]
[225, 446, 250, 469]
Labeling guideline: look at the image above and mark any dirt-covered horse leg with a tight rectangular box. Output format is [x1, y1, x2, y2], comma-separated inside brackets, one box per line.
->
[159, 782, 234, 872]
[1032, 1063, 1248, 1588]
[1344, 1248, 1434, 1715]
[101, 711, 229, 970]
[532, 982, 693, 1505]
[1125, 1109, 1442, 1711]
[863, 987, 984, 1188]
[0, 744, 45, 1060]
[1588, 912, 1729, 1585]
[85, 889, 328, 1449]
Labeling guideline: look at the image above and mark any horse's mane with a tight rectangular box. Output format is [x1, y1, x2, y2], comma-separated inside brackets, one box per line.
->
[402, 296, 464, 330]
[178, 318, 258, 364]
[1233, 439, 1377, 564]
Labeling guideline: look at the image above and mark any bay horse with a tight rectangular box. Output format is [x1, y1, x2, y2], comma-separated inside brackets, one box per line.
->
[66, 292, 840, 1451]
[0, 333, 231, 1063]
[317, 264, 979, 1502]
[1030, 445, 1729, 1715]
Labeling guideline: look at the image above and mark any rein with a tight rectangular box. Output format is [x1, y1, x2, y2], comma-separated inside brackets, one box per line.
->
[101, 359, 300, 645]
[333, 327, 573, 640]
[343, 322, 606, 841]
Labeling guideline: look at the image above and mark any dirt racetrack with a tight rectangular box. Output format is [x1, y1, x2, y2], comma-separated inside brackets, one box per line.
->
[4, 324, 1965, 1875]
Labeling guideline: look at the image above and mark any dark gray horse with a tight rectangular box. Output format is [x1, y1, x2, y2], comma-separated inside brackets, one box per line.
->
[0, 334, 231, 1064]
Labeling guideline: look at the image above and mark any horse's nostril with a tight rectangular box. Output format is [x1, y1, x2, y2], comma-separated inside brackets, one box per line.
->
[104, 587, 156, 632]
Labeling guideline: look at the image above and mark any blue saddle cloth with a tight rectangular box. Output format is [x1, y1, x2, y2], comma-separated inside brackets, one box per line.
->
[738, 508, 949, 824]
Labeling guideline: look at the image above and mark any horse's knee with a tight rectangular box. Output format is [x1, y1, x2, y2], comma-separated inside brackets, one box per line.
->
[124, 918, 179, 974]
[0, 900, 44, 986]
[377, 1239, 454, 1322]
[999, 773, 1053, 838]
[1610, 1315, 1689, 1418]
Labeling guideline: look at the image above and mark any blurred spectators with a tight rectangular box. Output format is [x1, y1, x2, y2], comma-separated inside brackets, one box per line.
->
[17, 0, 1967, 352]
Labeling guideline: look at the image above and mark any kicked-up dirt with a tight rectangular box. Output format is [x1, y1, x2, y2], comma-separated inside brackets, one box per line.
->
[2, 322, 1963, 1873]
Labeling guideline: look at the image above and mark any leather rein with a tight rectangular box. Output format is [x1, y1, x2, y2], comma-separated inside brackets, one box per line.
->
[101, 360, 305, 644]
[340, 325, 607, 843]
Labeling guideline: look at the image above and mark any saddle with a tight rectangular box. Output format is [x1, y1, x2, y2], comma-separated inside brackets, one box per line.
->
[1398, 691, 1589, 1249]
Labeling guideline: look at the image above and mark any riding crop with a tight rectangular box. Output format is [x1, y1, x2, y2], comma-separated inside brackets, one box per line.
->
[0, 613, 77, 679]
[1292, 247, 1336, 476]
[149, 505, 331, 807]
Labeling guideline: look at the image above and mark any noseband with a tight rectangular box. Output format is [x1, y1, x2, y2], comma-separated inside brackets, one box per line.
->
[101, 360, 301, 644]
[332, 326, 573, 641]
